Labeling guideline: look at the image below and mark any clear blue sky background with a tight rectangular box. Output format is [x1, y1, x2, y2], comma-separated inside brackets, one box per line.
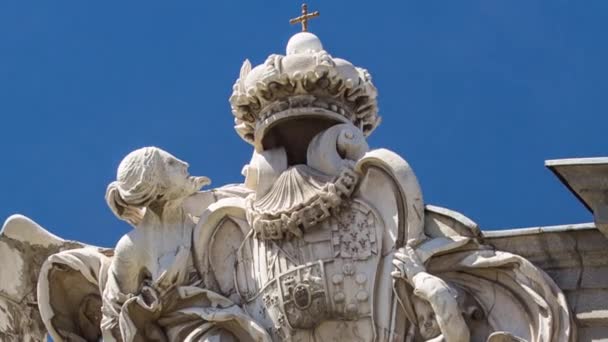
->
[1, 1, 606, 247]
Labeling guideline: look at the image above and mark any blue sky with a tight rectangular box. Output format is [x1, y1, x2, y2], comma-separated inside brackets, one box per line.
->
[1, 1, 606, 247]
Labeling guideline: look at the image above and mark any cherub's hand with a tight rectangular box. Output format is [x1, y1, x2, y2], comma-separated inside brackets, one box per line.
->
[138, 285, 162, 312]
[391, 245, 425, 281]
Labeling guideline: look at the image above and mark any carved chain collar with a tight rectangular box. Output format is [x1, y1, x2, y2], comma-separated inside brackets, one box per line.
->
[246, 166, 359, 240]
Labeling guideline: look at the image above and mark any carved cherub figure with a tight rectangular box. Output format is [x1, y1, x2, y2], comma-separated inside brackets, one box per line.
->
[411, 286, 488, 342]
[393, 245, 470, 342]
[101, 146, 210, 340]
[412, 295, 443, 341]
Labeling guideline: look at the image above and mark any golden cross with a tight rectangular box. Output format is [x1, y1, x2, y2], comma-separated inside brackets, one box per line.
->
[289, 3, 320, 32]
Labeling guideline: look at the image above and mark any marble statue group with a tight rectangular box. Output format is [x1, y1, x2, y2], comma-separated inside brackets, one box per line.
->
[0, 25, 576, 342]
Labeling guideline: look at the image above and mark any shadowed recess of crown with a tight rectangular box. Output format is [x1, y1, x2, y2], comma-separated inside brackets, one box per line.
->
[229, 32, 381, 147]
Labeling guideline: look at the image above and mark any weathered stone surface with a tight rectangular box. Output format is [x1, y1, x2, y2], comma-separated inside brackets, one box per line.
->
[578, 326, 608, 342]
[486, 223, 608, 339]
[546, 158, 608, 239]
[0, 215, 84, 342]
[0, 26, 598, 342]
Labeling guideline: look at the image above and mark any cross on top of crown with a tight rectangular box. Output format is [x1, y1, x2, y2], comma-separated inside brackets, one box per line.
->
[289, 3, 320, 32]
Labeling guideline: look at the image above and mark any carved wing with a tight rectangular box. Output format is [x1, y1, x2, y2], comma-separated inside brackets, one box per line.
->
[0, 215, 114, 342]
[0, 214, 83, 341]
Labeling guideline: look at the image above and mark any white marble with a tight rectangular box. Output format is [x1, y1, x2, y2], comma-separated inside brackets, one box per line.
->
[546, 157, 608, 239]
[0, 31, 587, 342]
[484, 222, 608, 340]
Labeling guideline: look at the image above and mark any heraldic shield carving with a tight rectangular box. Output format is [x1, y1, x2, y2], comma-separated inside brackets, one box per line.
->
[0, 7, 576, 342]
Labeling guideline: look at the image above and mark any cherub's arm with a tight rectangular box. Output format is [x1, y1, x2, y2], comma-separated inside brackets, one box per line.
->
[393, 246, 470, 342]
[101, 233, 143, 340]
[183, 185, 253, 219]
[183, 191, 217, 218]
[108, 233, 144, 294]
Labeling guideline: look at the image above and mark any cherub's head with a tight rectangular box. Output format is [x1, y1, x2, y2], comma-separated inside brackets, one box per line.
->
[412, 295, 441, 340]
[106, 147, 210, 226]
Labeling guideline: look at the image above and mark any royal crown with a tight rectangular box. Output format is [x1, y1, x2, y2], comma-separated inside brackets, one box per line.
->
[229, 32, 380, 150]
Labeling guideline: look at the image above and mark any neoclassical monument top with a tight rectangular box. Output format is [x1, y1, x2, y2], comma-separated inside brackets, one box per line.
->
[4, 5, 608, 342]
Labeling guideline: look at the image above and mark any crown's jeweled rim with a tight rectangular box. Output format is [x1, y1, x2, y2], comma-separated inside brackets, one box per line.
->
[230, 32, 380, 147]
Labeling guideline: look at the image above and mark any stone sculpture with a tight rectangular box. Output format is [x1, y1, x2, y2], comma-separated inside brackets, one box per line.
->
[100, 147, 269, 341]
[0, 24, 582, 342]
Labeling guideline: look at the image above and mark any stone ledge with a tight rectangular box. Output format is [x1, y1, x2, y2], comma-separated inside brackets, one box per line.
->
[566, 289, 608, 327]
[576, 311, 608, 327]
[484, 224, 608, 290]
[483, 222, 595, 238]
[546, 157, 608, 239]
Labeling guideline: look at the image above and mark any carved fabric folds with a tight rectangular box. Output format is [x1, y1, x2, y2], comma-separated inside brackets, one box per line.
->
[117, 286, 271, 342]
[37, 247, 111, 342]
[424, 239, 574, 342]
